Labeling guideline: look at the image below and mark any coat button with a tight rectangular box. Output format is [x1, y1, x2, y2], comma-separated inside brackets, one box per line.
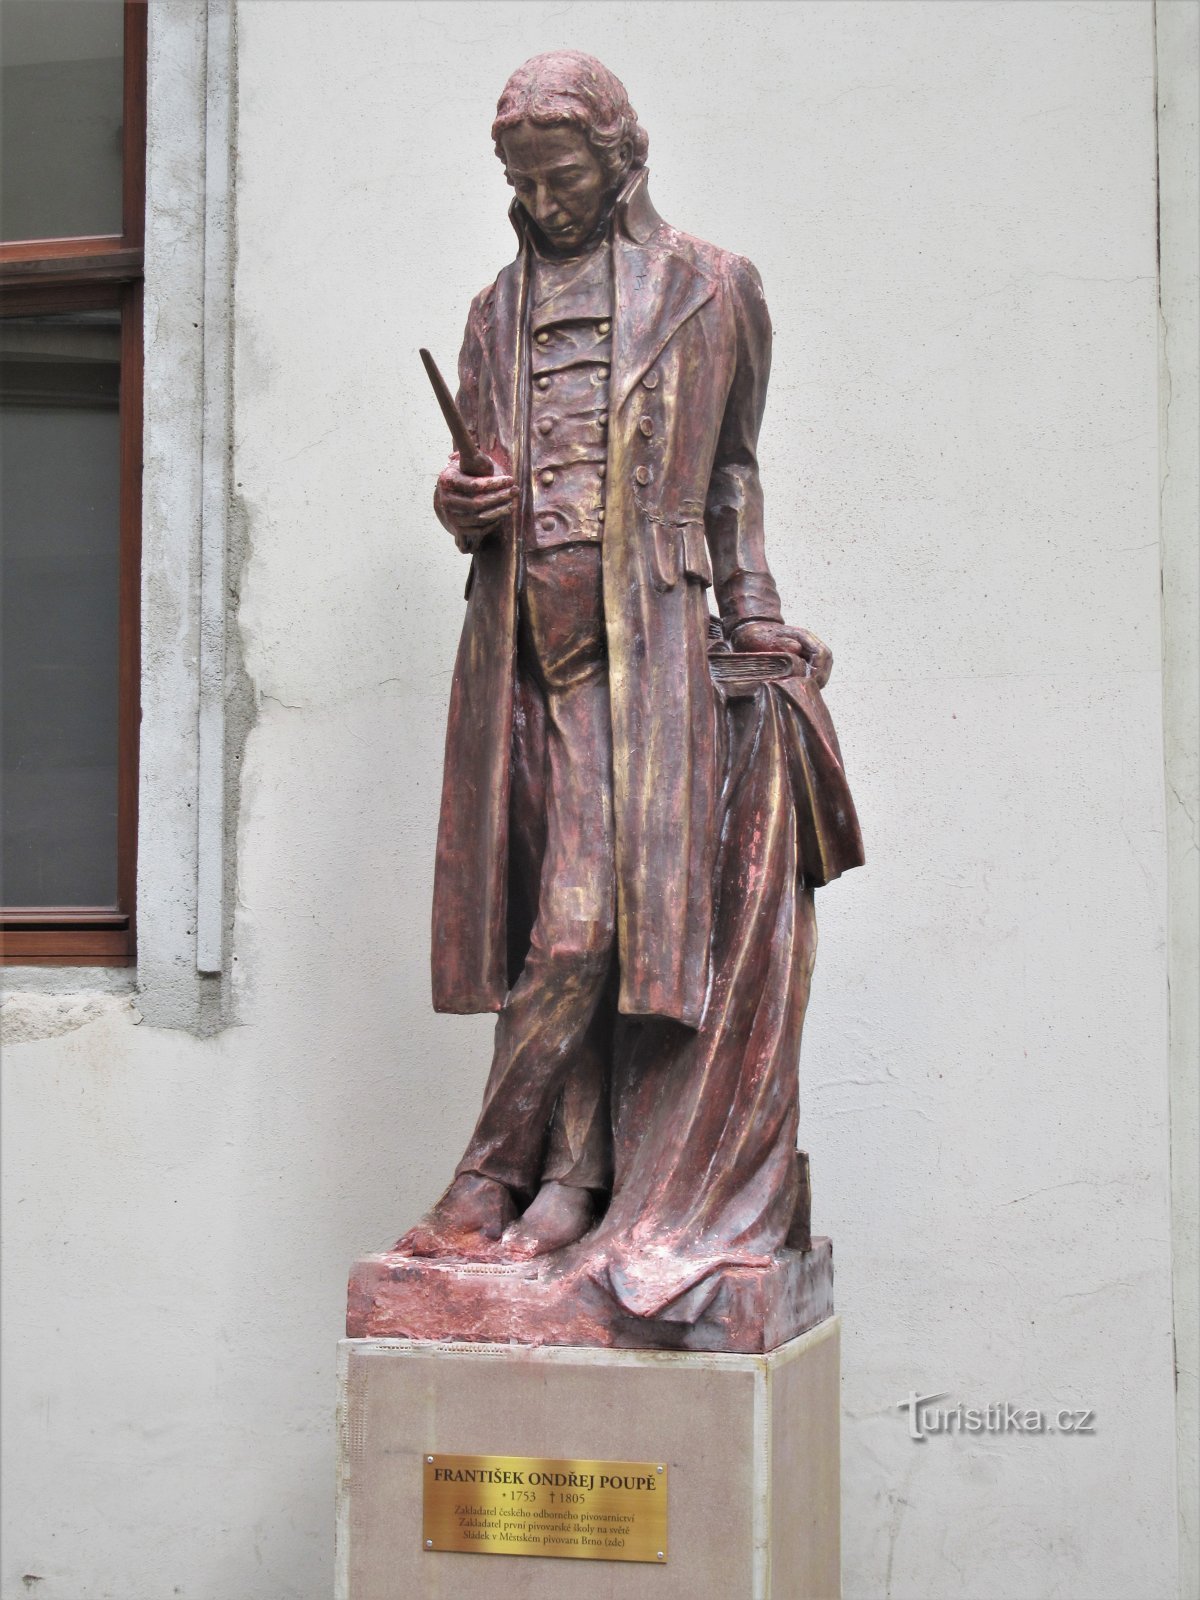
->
[635, 466, 651, 486]
[540, 469, 555, 485]
[642, 370, 659, 389]
[535, 329, 551, 344]
[639, 417, 654, 436]
[536, 375, 551, 391]
[537, 417, 554, 435]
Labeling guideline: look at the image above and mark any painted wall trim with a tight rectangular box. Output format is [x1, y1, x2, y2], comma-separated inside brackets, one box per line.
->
[196, 0, 235, 975]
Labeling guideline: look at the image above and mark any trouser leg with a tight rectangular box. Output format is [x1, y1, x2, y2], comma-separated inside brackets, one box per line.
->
[542, 959, 616, 1191]
[456, 545, 615, 1197]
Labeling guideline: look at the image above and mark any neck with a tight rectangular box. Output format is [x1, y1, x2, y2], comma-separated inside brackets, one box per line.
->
[529, 201, 616, 262]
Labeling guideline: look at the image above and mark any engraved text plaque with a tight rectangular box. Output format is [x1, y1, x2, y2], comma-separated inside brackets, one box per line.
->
[422, 1453, 668, 1563]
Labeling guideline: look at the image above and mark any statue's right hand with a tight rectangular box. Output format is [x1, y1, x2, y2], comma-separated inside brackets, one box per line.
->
[436, 454, 518, 553]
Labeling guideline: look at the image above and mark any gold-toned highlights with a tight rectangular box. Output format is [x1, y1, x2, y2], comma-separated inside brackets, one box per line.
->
[422, 1453, 668, 1563]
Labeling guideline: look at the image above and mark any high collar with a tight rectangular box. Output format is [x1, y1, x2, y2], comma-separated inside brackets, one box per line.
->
[508, 167, 664, 252]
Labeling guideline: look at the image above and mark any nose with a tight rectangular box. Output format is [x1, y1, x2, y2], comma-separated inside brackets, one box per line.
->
[531, 184, 563, 224]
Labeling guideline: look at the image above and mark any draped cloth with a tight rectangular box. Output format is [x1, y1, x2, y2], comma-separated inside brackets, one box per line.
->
[585, 661, 863, 1323]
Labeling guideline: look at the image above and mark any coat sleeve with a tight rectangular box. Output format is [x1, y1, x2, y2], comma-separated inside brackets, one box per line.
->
[432, 286, 490, 534]
[704, 256, 785, 632]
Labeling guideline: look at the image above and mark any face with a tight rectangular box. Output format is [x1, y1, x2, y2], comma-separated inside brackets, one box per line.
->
[500, 121, 615, 251]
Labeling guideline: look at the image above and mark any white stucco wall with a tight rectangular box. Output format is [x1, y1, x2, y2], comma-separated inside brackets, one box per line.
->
[1159, 3, 1200, 1594]
[2, 4, 1191, 1598]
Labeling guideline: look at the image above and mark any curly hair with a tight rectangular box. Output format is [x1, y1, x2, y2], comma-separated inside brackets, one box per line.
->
[492, 51, 649, 192]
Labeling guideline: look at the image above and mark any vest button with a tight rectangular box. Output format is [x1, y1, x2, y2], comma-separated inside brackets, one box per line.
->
[597, 509, 606, 522]
[642, 370, 659, 389]
[598, 319, 611, 335]
[639, 417, 654, 436]
[535, 329, 551, 344]
[598, 412, 608, 427]
[540, 469, 555, 486]
[597, 464, 607, 480]
[536, 376, 551, 391]
[537, 417, 554, 435]
[635, 466, 651, 486]
[540, 515, 556, 533]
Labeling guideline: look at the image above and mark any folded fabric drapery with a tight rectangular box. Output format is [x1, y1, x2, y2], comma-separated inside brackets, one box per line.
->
[587, 660, 863, 1322]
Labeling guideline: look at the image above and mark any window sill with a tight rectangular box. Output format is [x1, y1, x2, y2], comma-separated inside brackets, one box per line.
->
[1, 914, 135, 965]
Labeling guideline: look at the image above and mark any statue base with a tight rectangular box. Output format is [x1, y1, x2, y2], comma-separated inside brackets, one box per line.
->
[336, 1318, 841, 1599]
[346, 1237, 833, 1354]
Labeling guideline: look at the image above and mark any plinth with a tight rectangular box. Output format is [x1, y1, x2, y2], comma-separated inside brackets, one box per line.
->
[347, 1238, 833, 1354]
[336, 1318, 840, 1600]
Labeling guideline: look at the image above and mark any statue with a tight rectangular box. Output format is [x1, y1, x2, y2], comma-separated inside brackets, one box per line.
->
[350, 50, 863, 1350]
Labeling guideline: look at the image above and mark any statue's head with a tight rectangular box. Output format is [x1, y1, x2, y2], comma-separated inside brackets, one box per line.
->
[492, 51, 648, 252]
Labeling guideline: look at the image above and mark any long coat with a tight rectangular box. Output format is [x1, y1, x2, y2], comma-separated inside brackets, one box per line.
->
[431, 170, 797, 1028]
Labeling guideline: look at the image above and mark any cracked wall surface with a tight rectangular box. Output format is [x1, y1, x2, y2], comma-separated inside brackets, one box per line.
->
[0, 4, 1189, 1598]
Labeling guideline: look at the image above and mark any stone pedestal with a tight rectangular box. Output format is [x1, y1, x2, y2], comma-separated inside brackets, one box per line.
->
[336, 1317, 840, 1599]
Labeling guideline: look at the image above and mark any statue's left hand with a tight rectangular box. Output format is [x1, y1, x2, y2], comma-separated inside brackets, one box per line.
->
[732, 621, 833, 688]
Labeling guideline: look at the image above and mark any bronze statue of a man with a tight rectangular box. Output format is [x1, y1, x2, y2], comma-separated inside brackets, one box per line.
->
[398, 51, 861, 1289]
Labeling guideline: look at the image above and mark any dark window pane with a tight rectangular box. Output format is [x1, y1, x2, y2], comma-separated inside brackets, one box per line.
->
[1, 312, 121, 906]
[0, 0, 124, 242]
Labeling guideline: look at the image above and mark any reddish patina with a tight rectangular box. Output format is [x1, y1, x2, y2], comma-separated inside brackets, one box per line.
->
[352, 51, 863, 1351]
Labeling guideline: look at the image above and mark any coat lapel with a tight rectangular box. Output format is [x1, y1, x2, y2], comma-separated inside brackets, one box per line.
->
[485, 251, 528, 462]
[612, 227, 715, 411]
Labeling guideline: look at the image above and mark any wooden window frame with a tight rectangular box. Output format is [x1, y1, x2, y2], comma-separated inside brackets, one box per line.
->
[1, 0, 146, 966]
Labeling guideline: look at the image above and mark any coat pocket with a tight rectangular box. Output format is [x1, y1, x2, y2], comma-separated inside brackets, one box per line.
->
[648, 514, 711, 592]
[650, 518, 681, 591]
[681, 520, 712, 588]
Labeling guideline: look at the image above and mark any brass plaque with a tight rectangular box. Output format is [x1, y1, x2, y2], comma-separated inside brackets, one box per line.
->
[422, 1452, 668, 1563]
